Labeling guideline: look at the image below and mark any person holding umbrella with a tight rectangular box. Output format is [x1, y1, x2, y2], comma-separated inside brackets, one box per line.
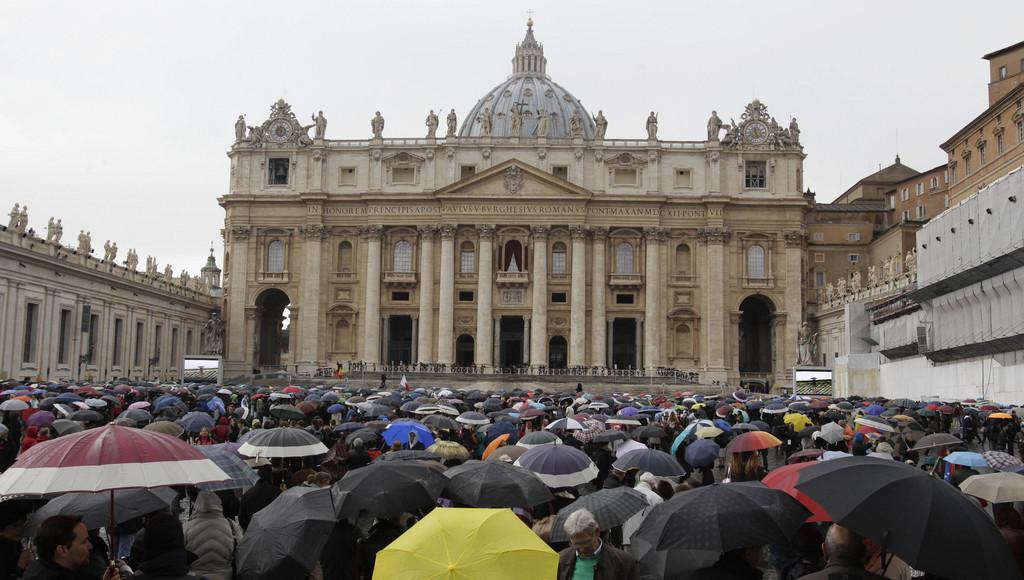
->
[556, 509, 639, 580]
[796, 524, 887, 580]
[23, 515, 122, 580]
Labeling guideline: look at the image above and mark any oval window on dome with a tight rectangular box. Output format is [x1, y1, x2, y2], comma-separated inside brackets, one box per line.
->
[523, 88, 533, 97]
[545, 89, 554, 97]
[503, 89, 513, 97]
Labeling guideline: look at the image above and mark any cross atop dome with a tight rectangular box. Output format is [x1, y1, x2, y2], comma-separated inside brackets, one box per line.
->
[513, 15, 546, 76]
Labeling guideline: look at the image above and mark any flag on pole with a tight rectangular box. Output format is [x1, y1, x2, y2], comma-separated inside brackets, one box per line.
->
[334, 362, 345, 380]
[400, 374, 411, 391]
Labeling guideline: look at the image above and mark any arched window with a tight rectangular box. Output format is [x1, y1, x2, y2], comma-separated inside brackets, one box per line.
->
[267, 240, 284, 273]
[460, 241, 476, 274]
[503, 240, 524, 272]
[551, 242, 567, 275]
[746, 245, 766, 279]
[337, 241, 353, 272]
[675, 243, 691, 274]
[393, 240, 412, 272]
[615, 242, 634, 274]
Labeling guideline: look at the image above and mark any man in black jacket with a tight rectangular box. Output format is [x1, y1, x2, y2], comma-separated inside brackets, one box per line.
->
[21, 515, 120, 580]
[238, 465, 281, 531]
[0, 503, 30, 580]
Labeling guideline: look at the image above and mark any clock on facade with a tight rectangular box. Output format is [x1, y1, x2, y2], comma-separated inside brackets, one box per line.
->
[267, 119, 292, 143]
[742, 120, 769, 145]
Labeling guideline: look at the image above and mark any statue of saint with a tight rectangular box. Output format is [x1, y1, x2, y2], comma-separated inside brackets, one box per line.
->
[478, 107, 492, 137]
[103, 240, 112, 261]
[247, 125, 264, 145]
[16, 205, 28, 233]
[646, 111, 658, 141]
[569, 110, 583, 139]
[312, 110, 327, 140]
[509, 103, 523, 137]
[371, 111, 385, 139]
[707, 110, 723, 141]
[867, 265, 878, 287]
[52, 218, 62, 244]
[126, 248, 138, 271]
[889, 254, 901, 280]
[179, 270, 189, 286]
[789, 117, 801, 145]
[164, 264, 173, 280]
[836, 277, 847, 297]
[77, 230, 91, 254]
[797, 321, 817, 366]
[425, 110, 439, 139]
[593, 110, 607, 140]
[202, 311, 225, 355]
[905, 248, 917, 276]
[825, 282, 834, 300]
[721, 118, 740, 146]
[46, 217, 55, 242]
[8, 204, 19, 229]
[145, 256, 156, 275]
[536, 110, 549, 138]
[234, 115, 246, 142]
[850, 270, 862, 293]
[446, 109, 458, 137]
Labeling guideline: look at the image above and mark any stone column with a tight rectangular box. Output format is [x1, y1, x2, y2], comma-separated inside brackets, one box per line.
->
[700, 227, 730, 383]
[492, 316, 501, 368]
[783, 231, 805, 379]
[361, 225, 383, 364]
[226, 225, 251, 375]
[475, 225, 495, 369]
[569, 225, 588, 367]
[523, 315, 531, 366]
[411, 316, 419, 362]
[591, 228, 608, 368]
[297, 224, 326, 372]
[416, 226, 436, 363]
[529, 226, 549, 370]
[606, 318, 614, 369]
[437, 224, 457, 364]
[643, 227, 665, 371]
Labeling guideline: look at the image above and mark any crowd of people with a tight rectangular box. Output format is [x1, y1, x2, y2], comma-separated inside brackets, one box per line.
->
[0, 377, 1022, 580]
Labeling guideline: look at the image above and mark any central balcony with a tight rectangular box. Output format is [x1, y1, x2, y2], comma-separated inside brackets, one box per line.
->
[608, 273, 643, 289]
[382, 271, 418, 287]
[495, 270, 530, 287]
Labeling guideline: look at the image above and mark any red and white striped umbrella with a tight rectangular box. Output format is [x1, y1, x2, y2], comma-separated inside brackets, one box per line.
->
[0, 424, 230, 496]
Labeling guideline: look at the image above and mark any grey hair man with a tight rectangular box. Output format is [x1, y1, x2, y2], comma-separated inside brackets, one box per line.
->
[556, 509, 639, 580]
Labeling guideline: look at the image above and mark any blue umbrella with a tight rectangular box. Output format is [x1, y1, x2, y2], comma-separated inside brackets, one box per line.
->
[487, 421, 519, 444]
[320, 392, 340, 403]
[195, 443, 259, 491]
[683, 439, 720, 469]
[327, 404, 344, 414]
[944, 451, 989, 468]
[153, 395, 183, 412]
[713, 419, 734, 433]
[179, 411, 215, 433]
[382, 421, 435, 448]
[864, 404, 885, 416]
[55, 393, 83, 404]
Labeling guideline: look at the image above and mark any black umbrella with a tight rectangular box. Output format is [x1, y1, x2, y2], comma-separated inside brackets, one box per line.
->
[635, 482, 809, 551]
[612, 449, 686, 477]
[549, 487, 649, 542]
[236, 486, 344, 580]
[68, 409, 104, 423]
[377, 450, 442, 462]
[332, 461, 447, 518]
[443, 460, 553, 508]
[795, 456, 1019, 580]
[346, 428, 380, 446]
[421, 414, 460, 431]
[25, 487, 177, 536]
[910, 432, 963, 452]
[632, 425, 668, 440]
[594, 430, 629, 443]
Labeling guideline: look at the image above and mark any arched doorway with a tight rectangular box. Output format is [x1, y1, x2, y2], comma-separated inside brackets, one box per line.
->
[739, 296, 773, 374]
[256, 289, 291, 367]
[548, 336, 567, 369]
[455, 334, 475, 367]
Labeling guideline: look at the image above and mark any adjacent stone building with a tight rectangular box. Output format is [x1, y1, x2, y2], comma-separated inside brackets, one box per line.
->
[219, 21, 809, 387]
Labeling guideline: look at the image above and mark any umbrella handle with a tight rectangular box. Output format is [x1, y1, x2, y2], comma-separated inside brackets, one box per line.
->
[108, 489, 118, 567]
[879, 530, 892, 576]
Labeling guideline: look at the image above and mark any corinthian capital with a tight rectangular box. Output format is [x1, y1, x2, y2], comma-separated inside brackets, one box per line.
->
[530, 225, 549, 240]
[439, 224, 457, 239]
[229, 225, 251, 241]
[358, 225, 383, 239]
[299, 224, 327, 240]
[417, 225, 438, 239]
[697, 227, 730, 245]
[591, 226, 609, 241]
[476, 224, 496, 239]
[569, 225, 589, 240]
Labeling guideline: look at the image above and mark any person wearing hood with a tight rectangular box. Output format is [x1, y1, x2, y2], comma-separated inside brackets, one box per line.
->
[184, 491, 239, 580]
[132, 513, 201, 580]
[621, 472, 663, 547]
[20, 425, 41, 453]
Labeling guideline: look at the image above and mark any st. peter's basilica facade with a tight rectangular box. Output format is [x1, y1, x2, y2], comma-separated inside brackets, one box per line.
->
[219, 21, 808, 386]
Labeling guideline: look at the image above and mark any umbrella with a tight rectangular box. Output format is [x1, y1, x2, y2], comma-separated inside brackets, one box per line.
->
[594, 430, 629, 444]
[425, 440, 471, 461]
[854, 416, 895, 433]
[486, 445, 529, 464]
[443, 460, 553, 508]
[346, 429, 380, 446]
[421, 414, 460, 431]
[725, 431, 782, 454]
[519, 431, 561, 448]
[515, 444, 598, 488]
[632, 425, 668, 440]
[68, 409, 104, 423]
[195, 444, 259, 491]
[982, 450, 1024, 472]
[24, 487, 178, 536]
[960, 472, 1024, 503]
[269, 405, 306, 421]
[614, 439, 648, 458]
[684, 439, 721, 469]
[144, 420, 184, 437]
[635, 482, 809, 551]
[377, 450, 441, 462]
[372, 508, 557, 580]
[333, 422, 364, 433]
[0, 399, 29, 411]
[696, 426, 724, 439]
[613, 449, 686, 477]
[382, 420, 436, 448]
[911, 433, 963, 451]
[796, 456, 1019, 580]
[179, 411, 215, 433]
[456, 411, 490, 426]
[762, 463, 830, 523]
[818, 422, 845, 445]
[26, 411, 55, 428]
[238, 428, 329, 458]
[787, 449, 825, 463]
[482, 434, 510, 460]
[549, 486, 649, 543]
[237, 486, 342, 580]
[943, 451, 989, 468]
[50, 419, 84, 437]
[333, 461, 447, 517]
[545, 417, 584, 431]
[122, 408, 153, 424]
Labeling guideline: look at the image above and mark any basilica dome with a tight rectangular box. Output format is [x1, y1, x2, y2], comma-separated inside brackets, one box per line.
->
[459, 20, 597, 140]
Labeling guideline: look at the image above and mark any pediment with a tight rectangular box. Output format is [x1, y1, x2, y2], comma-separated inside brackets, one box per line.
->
[436, 160, 591, 199]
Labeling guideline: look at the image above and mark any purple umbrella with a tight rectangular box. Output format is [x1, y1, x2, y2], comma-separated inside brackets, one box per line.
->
[619, 407, 640, 416]
[864, 405, 885, 416]
[27, 411, 55, 428]
[178, 411, 215, 434]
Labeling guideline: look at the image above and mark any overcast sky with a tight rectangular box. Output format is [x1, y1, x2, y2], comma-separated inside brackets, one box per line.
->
[2, 0, 1021, 273]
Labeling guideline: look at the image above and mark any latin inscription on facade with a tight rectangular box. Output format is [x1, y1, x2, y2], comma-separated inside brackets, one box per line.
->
[313, 204, 714, 218]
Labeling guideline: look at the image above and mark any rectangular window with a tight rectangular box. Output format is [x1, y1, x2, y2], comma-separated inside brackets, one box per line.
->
[812, 232, 824, 241]
[916, 183, 924, 196]
[551, 166, 568, 180]
[458, 291, 474, 302]
[846, 232, 861, 241]
[916, 205, 926, 219]
[815, 271, 826, 288]
[185, 328, 193, 355]
[171, 327, 179, 367]
[391, 291, 410, 302]
[153, 324, 162, 365]
[944, 194, 950, 208]
[551, 292, 567, 304]
[674, 169, 693, 188]
[391, 167, 415, 184]
[965, 157, 971, 176]
[814, 252, 825, 263]
[460, 165, 477, 180]
[22, 303, 39, 364]
[979, 144, 986, 165]
[551, 251, 567, 275]
[1019, 121, 1024, 145]
[133, 322, 144, 368]
[951, 165, 957, 183]
[268, 158, 289, 185]
[744, 161, 766, 188]
[848, 254, 860, 263]
[613, 168, 638, 186]
[902, 210, 911, 221]
[113, 319, 124, 366]
[87, 314, 98, 365]
[460, 249, 475, 273]
[339, 167, 357, 186]
[615, 293, 635, 305]
[999, 65, 1008, 80]
[997, 133, 1004, 154]
[930, 176, 938, 190]
[889, 195, 896, 209]
[57, 309, 72, 365]
[900, 188, 909, 201]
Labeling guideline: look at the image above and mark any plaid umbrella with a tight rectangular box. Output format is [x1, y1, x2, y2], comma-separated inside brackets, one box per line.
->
[982, 450, 1024, 471]
[195, 444, 258, 491]
[549, 487, 649, 542]
[572, 419, 606, 443]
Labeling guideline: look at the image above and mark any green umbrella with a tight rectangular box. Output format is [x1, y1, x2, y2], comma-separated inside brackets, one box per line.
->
[270, 405, 305, 421]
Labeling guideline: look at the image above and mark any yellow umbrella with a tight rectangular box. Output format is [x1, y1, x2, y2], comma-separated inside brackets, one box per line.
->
[989, 412, 1014, 420]
[784, 412, 812, 432]
[373, 508, 558, 580]
[696, 426, 724, 439]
